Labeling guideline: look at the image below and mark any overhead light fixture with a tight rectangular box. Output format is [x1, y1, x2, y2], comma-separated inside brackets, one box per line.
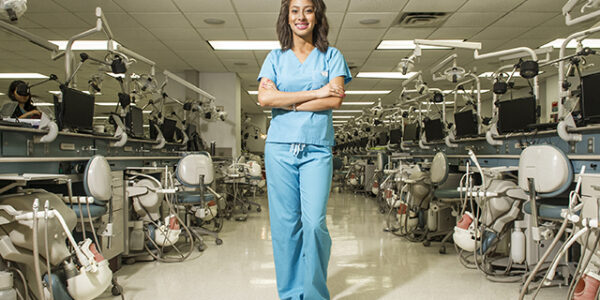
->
[33, 102, 53, 106]
[345, 90, 391, 95]
[49, 40, 120, 51]
[143, 124, 150, 128]
[332, 115, 353, 119]
[342, 101, 374, 106]
[333, 120, 348, 123]
[93, 116, 109, 120]
[541, 38, 600, 49]
[377, 40, 463, 50]
[208, 40, 281, 50]
[263, 110, 271, 113]
[333, 110, 363, 113]
[359, 19, 380, 25]
[248, 91, 259, 95]
[49, 90, 102, 96]
[356, 72, 418, 79]
[106, 73, 140, 79]
[95, 102, 119, 106]
[143, 110, 152, 114]
[478, 72, 522, 78]
[422, 101, 455, 105]
[0, 92, 4, 95]
[0, 73, 49, 79]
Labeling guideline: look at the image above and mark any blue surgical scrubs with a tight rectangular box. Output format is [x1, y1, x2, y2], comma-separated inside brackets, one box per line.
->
[258, 47, 352, 300]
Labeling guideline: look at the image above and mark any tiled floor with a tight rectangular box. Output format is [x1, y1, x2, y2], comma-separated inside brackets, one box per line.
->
[102, 192, 567, 300]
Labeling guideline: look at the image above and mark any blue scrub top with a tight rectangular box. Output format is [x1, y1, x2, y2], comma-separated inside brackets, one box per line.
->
[257, 47, 352, 146]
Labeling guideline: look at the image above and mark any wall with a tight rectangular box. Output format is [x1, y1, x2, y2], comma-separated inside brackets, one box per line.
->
[244, 113, 267, 153]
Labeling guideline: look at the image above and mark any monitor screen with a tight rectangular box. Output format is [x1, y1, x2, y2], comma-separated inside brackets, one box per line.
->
[359, 137, 368, 148]
[61, 87, 94, 131]
[497, 96, 536, 134]
[403, 123, 420, 141]
[161, 118, 177, 142]
[126, 106, 144, 138]
[581, 72, 600, 124]
[376, 131, 389, 145]
[454, 110, 478, 138]
[389, 128, 402, 144]
[425, 118, 444, 142]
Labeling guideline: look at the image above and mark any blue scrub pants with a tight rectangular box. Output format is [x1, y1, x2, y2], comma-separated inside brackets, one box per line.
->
[265, 142, 333, 300]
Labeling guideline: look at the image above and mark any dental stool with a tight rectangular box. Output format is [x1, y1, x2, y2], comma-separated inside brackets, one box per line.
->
[174, 152, 223, 247]
[427, 152, 463, 254]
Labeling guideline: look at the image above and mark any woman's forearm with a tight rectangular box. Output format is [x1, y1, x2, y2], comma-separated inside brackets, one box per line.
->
[295, 97, 343, 111]
[258, 89, 318, 108]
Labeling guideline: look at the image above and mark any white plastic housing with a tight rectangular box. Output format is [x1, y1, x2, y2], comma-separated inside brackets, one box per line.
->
[518, 145, 570, 194]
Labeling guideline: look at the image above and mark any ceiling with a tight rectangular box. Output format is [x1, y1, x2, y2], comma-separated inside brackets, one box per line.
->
[0, 0, 598, 118]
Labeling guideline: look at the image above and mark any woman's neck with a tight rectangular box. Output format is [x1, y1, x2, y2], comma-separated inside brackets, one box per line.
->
[292, 35, 314, 53]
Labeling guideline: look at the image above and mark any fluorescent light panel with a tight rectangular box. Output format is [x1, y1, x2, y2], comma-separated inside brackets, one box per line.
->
[249, 90, 389, 95]
[49, 90, 101, 95]
[0, 73, 48, 79]
[342, 101, 374, 105]
[332, 115, 353, 119]
[479, 72, 521, 78]
[377, 40, 463, 50]
[248, 91, 259, 95]
[49, 40, 120, 51]
[209, 40, 280, 50]
[333, 110, 363, 113]
[33, 102, 53, 106]
[356, 72, 418, 79]
[541, 38, 600, 49]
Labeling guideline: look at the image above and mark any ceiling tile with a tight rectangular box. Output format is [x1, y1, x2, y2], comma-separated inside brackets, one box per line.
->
[164, 39, 211, 51]
[327, 13, 345, 28]
[326, 0, 350, 12]
[73, 12, 141, 28]
[186, 13, 242, 28]
[149, 28, 204, 42]
[382, 27, 436, 39]
[52, 0, 123, 13]
[470, 26, 530, 41]
[231, 0, 280, 13]
[338, 28, 386, 42]
[493, 12, 558, 27]
[245, 28, 277, 40]
[342, 13, 399, 28]
[518, 26, 573, 40]
[347, 0, 409, 12]
[172, 0, 234, 12]
[335, 40, 380, 52]
[238, 13, 278, 28]
[130, 13, 193, 28]
[114, 28, 156, 41]
[27, 0, 67, 13]
[254, 51, 270, 64]
[516, 0, 567, 12]
[443, 12, 504, 27]
[215, 52, 257, 60]
[196, 28, 247, 39]
[24, 13, 90, 28]
[404, 0, 468, 12]
[113, 0, 179, 13]
[459, 0, 525, 12]
[428, 27, 481, 39]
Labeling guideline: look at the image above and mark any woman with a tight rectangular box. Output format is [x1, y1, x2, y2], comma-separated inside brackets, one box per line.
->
[8, 80, 40, 119]
[257, 0, 351, 299]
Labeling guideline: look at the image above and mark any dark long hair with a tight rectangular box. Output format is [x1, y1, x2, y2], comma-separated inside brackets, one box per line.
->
[8, 80, 35, 111]
[277, 0, 329, 53]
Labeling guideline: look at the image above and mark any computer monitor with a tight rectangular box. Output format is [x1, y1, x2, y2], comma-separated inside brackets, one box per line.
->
[58, 87, 95, 132]
[581, 72, 600, 124]
[389, 128, 402, 144]
[454, 110, 478, 138]
[126, 106, 144, 138]
[425, 118, 444, 142]
[497, 96, 536, 134]
[161, 118, 177, 142]
[376, 131, 389, 145]
[403, 123, 420, 142]
[359, 137, 368, 148]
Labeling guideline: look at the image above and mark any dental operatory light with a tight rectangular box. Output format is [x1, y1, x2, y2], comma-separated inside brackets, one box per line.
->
[208, 40, 281, 50]
[541, 38, 600, 49]
[0, 0, 27, 22]
[49, 40, 120, 51]
[519, 60, 539, 79]
[397, 46, 421, 75]
[356, 72, 418, 79]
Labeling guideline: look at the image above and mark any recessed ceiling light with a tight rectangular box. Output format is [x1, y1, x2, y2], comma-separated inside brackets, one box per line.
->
[356, 72, 418, 79]
[0, 73, 48, 79]
[209, 40, 280, 50]
[204, 18, 225, 25]
[541, 38, 600, 49]
[49, 40, 120, 51]
[359, 19, 380, 25]
[377, 40, 461, 50]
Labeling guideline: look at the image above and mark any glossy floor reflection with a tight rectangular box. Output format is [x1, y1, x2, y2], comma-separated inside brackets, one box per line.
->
[102, 192, 567, 300]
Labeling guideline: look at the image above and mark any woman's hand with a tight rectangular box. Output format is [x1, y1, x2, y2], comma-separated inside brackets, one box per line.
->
[19, 109, 41, 119]
[315, 83, 345, 99]
[261, 78, 278, 91]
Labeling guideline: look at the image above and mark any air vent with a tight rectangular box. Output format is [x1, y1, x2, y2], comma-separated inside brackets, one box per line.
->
[395, 12, 449, 28]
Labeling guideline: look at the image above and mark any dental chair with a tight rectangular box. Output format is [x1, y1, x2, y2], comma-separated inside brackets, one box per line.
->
[222, 156, 263, 221]
[174, 152, 224, 246]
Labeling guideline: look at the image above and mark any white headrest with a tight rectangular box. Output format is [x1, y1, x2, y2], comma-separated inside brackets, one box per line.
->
[84, 155, 112, 202]
[518, 145, 572, 195]
[177, 153, 214, 186]
[430, 152, 448, 184]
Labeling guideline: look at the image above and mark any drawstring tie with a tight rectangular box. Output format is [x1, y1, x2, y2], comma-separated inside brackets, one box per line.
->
[289, 143, 306, 156]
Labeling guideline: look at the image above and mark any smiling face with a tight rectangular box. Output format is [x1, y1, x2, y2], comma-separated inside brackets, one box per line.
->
[288, 0, 316, 40]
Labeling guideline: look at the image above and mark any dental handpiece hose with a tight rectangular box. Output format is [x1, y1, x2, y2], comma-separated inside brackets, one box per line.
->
[44, 200, 54, 300]
[32, 199, 46, 300]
